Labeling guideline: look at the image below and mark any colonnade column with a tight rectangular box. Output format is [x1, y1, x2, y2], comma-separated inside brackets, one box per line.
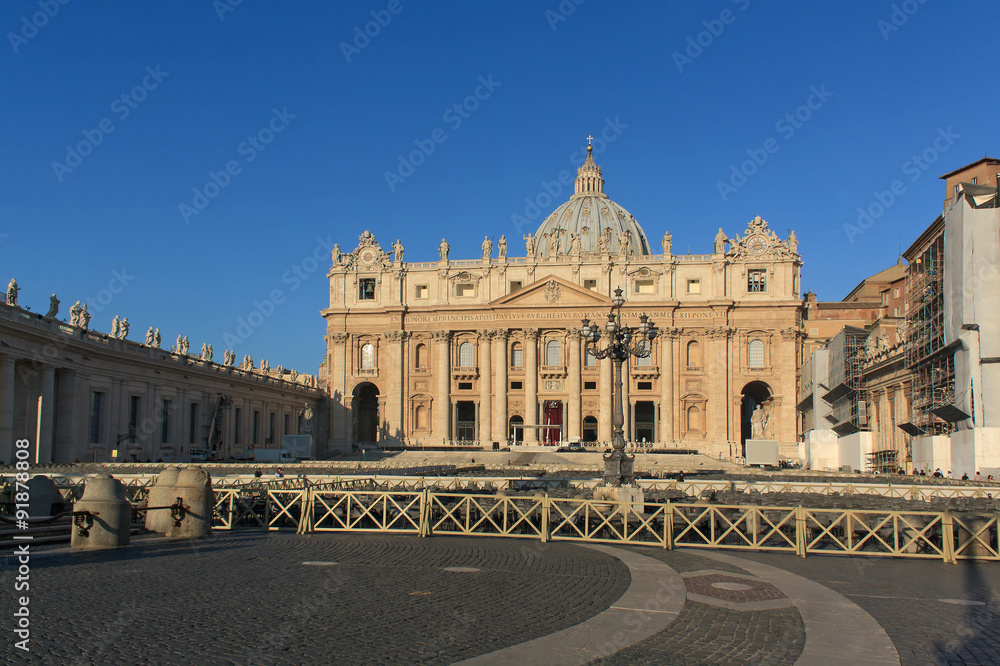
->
[478, 330, 492, 443]
[567, 328, 581, 441]
[524, 328, 539, 444]
[0, 355, 15, 461]
[37, 366, 55, 463]
[493, 330, 508, 443]
[434, 331, 452, 443]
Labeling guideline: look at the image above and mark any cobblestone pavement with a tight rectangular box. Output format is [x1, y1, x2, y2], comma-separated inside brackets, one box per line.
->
[3, 533, 998, 665]
[727, 551, 1000, 666]
[0, 533, 630, 665]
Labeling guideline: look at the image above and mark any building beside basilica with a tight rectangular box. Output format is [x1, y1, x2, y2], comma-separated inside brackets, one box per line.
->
[323, 145, 804, 460]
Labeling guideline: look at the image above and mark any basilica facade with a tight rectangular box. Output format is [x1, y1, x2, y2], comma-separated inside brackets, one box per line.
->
[323, 146, 804, 460]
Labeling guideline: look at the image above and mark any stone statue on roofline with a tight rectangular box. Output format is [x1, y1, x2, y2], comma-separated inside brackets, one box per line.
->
[439, 238, 449, 261]
[498, 235, 507, 260]
[481, 236, 492, 260]
[714, 228, 727, 255]
[46, 294, 59, 318]
[392, 239, 404, 263]
[119, 318, 129, 339]
[79, 305, 91, 330]
[523, 232, 536, 256]
[145, 327, 155, 346]
[6, 279, 20, 306]
[662, 231, 672, 255]
[154, 328, 161, 348]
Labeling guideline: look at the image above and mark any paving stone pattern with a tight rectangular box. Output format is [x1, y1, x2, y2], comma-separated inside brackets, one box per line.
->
[592, 601, 805, 666]
[731, 550, 1000, 666]
[0, 533, 630, 665]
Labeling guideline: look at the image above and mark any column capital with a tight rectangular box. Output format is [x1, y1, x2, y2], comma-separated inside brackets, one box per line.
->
[330, 332, 350, 344]
[565, 326, 581, 337]
[523, 328, 540, 340]
[430, 330, 452, 342]
[382, 330, 409, 343]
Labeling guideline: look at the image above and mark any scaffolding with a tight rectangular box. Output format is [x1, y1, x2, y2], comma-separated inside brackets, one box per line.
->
[823, 326, 869, 433]
[905, 231, 954, 436]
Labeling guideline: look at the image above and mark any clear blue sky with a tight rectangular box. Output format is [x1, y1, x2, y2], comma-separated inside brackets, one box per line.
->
[2, 1, 998, 374]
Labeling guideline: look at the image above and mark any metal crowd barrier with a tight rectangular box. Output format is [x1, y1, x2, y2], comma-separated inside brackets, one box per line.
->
[206, 487, 999, 563]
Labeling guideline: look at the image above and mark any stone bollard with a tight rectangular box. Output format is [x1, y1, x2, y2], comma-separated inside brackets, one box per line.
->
[165, 467, 214, 538]
[71, 474, 131, 550]
[145, 467, 181, 534]
[27, 475, 65, 518]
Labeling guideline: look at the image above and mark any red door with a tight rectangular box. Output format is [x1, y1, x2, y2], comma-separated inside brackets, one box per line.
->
[542, 401, 563, 444]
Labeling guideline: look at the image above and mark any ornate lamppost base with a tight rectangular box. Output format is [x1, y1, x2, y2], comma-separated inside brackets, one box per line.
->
[602, 449, 636, 487]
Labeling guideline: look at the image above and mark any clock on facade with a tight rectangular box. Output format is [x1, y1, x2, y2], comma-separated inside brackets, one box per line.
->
[746, 235, 768, 255]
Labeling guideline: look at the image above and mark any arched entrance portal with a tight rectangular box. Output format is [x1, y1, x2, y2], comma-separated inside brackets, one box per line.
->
[583, 416, 598, 443]
[508, 415, 524, 444]
[740, 381, 772, 457]
[352, 382, 380, 448]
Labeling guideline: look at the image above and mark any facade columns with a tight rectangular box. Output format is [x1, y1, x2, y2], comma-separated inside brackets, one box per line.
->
[524, 328, 539, 444]
[621, 357, 630, 441]
[328, 333, 350, 451]
[599, 356, 612, 441]
[493, 330, 508, 443]
[567, 327, 581, 441]
[0, 355, 14, 461]
[660, 329, 678, 444]
[478, 330, 492, 443]
[434, 331, 452, 442]
[383, 331, 407, 443]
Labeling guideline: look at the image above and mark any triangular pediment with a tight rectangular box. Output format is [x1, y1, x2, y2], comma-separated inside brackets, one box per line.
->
[491, 275, 611, 307]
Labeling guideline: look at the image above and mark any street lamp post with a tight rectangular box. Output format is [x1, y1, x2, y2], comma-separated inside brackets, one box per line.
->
[580, 288, 657, 487]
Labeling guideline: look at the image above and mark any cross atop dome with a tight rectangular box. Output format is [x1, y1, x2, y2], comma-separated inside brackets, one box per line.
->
[574, 136, 605, 197]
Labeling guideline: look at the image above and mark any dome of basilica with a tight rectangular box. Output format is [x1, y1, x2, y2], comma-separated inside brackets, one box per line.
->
[532, 144, 651, 257]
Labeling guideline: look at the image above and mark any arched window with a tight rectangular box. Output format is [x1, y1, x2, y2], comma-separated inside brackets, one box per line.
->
[415, 405, 427, 429]
[687, 405, 701, 432]
[748, 339, 764, 368]
[686, 340, 701, 368]
[545, 340, 561, 366]
[415, 343, 427, 369]
[584, 347, 597, 367]
[510, 342, 523, 368]
[637, 340, 653, 367]
[458, 341, 474, 367]
[360, 343, 375, 370]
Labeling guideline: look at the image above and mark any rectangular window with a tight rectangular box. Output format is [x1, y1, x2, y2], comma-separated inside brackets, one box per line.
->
[359, 278, 376, 300]
[584, 348, 597, 367]
[89, 391, 104, 444]
[161, 399, 171, 443]
[510, 381, 523, 390]
[637, 381, 652, 390]
[686, 279, 701, 294]
[511, 347, 523, 367]
[456, 283, 475, 297]
[284, 413, 290, 435]
[747, 270, 766, 293]
[894, 288, 900, 298]
[129, 396, 140, 442]
[972, 177, 978, 184]
[635, 279, 655, 294]
[584, 381, 597, 390]
[253, 410, 260, 445]
[269, 412, 276, 445]
[415, 284, 428, 299]
[458, 382, 472, 390]
[189, 403, 198, 444]
[583, 279, 597, 291]
[234, 407, 242, 445]
[509, 281, 522, 293]
[894, 307, 899, 316]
